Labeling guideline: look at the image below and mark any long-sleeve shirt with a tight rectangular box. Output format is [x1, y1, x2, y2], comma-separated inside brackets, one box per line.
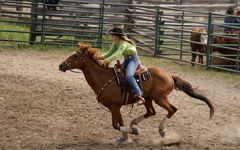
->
[102, 40, 137, 63]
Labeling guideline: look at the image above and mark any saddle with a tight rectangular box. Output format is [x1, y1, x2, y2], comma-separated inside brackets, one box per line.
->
[113, 60, 152, 105]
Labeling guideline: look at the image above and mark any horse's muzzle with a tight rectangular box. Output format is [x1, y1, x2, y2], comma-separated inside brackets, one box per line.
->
[59, 62, 68, 72]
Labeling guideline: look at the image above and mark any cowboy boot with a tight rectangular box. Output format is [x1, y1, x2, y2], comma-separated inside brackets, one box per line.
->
[134, 95, 145, 105]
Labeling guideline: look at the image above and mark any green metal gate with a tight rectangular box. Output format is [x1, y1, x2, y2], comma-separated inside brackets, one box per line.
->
[155, 7, 240, 73]
[0, 0, 104, 47]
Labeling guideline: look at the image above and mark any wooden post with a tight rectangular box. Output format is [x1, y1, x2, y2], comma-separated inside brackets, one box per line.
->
[17, 0, 24, 19]
[125, 0, 134, 32]
[29, 0, 38, 45]
[174, 0, 181, 5]
[0, 0, 2, 18]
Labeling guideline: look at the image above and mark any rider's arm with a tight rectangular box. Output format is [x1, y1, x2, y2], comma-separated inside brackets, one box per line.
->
[105, 41, 127, 63]
[101, 42, 116, 59]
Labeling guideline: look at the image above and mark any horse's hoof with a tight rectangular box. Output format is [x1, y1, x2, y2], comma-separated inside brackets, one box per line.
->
[116, 137, 126, 144]
[159, 129, 166, 137]
[116, 137, 133, 145]
[130, 122, 136, 128]
[131, 127, 139, 135]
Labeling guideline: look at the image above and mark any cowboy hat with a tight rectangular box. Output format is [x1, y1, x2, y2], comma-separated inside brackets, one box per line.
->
[106, 27, 126, 36]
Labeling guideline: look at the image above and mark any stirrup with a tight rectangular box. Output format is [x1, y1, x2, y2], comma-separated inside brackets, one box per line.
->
[137, 99, 145, 105]
[134, 95, 145, 105]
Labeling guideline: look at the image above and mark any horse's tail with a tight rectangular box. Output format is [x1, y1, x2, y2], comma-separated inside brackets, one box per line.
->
[171, 75, 214, 119]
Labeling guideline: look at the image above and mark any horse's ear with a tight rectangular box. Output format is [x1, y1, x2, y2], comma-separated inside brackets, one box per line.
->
[78, 43, 90, 52]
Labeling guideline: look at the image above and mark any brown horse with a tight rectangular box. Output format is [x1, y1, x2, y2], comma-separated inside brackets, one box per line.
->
[190, 28, 207, 65]
[212, 33, 239, 57]
[59, 43, 214, 143]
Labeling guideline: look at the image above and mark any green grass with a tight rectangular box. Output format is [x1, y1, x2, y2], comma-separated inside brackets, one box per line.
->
[0, 20, 97, 47]
[0, 21, 29, 41]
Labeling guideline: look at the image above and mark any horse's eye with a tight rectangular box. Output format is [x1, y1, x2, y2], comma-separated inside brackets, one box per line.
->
[73, 55, 78, 59]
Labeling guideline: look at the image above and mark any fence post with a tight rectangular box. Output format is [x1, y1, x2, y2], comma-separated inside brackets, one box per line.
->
[125, 0, 134, 32]
[98, 0, 104, 49]
[41, 0, 46, 43]
[237, 30, 240, 71]
[206, 12, 213, 70]
[154, 6, 160, 56]
[180, 10, 184, 60]
[236, 0, 239, 7]
[16, 0, 23, 19]
[29, 0, 38, 45]
[0, 0, 2, 18]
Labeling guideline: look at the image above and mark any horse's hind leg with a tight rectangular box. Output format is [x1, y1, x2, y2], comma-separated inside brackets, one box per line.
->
[154, 96, 177, 137]
[130, 97, 156, 134]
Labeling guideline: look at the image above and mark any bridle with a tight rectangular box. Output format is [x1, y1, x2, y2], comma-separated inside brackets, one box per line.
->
[64, 60, 82, 73]
[64, 51, 85, 73]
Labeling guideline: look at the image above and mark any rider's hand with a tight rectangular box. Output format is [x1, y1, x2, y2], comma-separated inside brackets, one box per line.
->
[97, 60, 105, 66]
[98, 56, 104, 60]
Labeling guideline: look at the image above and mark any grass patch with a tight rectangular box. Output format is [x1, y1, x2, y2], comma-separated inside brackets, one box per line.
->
[0, 41, 76, 56]
[0, 21, 29, 41]
[0, 20, 103, 47]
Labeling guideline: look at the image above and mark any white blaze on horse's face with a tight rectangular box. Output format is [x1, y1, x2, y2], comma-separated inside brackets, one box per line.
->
[200, 34, 208, 45]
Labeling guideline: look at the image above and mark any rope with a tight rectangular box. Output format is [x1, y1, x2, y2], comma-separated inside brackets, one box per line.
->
[96, 76, 117, 112]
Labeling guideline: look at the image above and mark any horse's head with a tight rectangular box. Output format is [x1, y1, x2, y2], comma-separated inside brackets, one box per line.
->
[200, 34, 208, 45]
[59, 50, 85, 72]
[59, 43, 91, 72]
[59, 43, 105, 72]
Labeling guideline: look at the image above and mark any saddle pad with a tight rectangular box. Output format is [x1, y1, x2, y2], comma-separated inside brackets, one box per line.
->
[113, 65, 152, 85]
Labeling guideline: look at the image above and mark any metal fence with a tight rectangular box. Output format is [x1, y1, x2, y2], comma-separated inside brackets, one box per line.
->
[0, 0, 239, 73]
[155, 7, 240, 73]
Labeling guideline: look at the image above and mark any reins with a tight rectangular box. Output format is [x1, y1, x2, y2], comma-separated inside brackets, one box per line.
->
[96, 75, 117, 100]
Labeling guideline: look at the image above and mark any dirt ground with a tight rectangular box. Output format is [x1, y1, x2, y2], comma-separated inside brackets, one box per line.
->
[0, 50, 239, 150]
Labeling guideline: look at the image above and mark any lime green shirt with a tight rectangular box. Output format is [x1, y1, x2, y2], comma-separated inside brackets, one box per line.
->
[102, 40, 137, 63]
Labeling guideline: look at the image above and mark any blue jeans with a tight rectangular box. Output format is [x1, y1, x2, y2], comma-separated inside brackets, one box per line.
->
[123, 55, 142, 96]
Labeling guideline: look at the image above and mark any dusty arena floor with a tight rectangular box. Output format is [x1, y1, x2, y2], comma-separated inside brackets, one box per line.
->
[0, 49, 239, 150]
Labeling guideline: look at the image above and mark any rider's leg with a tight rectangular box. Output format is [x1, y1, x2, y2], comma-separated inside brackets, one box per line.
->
[125, 58, 145, 105]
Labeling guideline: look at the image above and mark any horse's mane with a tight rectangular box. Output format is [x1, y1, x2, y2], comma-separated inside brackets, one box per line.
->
[77, 43, 104, 64]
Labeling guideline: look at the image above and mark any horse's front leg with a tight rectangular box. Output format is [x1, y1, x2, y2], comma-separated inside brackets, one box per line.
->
[110, 105, 132, 144]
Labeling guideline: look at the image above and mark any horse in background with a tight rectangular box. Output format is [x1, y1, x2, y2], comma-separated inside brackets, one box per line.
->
[212, 31, 239, 57]
[59, 43, 214, 144]
[211, 31, 239, 70]
[190, 28, 208, 66]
